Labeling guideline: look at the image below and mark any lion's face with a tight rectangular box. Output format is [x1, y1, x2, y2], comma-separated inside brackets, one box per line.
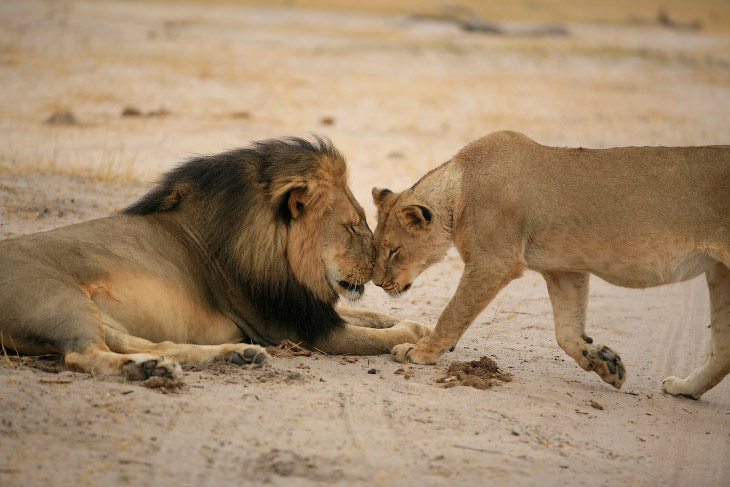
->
[287, 185, 374, 302]
[371, 187, 450, 297]
[319, 187, 375, 301]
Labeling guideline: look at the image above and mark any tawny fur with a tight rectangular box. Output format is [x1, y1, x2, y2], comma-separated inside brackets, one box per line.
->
[0, 137, 430, 381]
[372, 130, 730, 399]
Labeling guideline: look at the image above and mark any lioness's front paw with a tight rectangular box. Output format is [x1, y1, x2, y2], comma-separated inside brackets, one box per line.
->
[391, 340, 441, 365]
[579, 344, 626, 389]
[393, 320, 433, 341]
[123, 355, 183, 381]
[224, 344, 269, 366]
[661, 376, 700, 400]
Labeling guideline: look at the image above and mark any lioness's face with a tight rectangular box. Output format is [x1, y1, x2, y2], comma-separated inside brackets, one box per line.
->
[371, 188, 448, 296]
[319, 187, 375, 301]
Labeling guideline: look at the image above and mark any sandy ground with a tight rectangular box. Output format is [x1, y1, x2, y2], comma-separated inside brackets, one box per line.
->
[2, 1, 730, 486]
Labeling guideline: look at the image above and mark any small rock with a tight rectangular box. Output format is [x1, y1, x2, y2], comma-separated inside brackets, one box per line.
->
[589, 399, 604, 410]
[121, 106, 142, 117]
[45, 111, 77, 125]
[146, 107, 170, 117]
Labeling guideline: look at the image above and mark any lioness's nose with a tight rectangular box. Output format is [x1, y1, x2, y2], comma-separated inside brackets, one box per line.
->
[372, 268, 385, 287]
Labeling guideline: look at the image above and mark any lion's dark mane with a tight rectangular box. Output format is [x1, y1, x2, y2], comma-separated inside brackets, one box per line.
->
[123, 136, 345, 345]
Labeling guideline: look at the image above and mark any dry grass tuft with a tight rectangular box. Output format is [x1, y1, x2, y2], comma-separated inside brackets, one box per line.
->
[0, 332, 23, 370]
[266, 339, 313, 358]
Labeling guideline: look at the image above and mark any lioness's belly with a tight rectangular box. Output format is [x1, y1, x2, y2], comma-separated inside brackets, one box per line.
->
[80, 272, 243, 345]
[525, 240, 716, 288]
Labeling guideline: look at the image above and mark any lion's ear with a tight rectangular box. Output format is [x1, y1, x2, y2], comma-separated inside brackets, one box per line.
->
[155, 182, 192, 212]
[288, 188, 308, 219]
[399, 204, 433, 232]
[372, 187, 393, 208]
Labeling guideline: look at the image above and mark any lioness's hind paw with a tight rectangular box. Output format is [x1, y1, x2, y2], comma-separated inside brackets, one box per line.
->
[224, 345, 269, 366]
[123, 355, 183, 381]
[581, 344, 626, 389]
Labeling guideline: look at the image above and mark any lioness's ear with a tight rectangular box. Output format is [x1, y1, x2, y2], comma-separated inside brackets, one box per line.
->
[372, 187, 393, 208]
[288, 188, 308, 219]
[399, 205, 433, 232]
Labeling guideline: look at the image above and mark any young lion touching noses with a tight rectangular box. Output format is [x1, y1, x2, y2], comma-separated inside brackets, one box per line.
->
[372, 130, 730, 399]
[0, 136, 430, 381]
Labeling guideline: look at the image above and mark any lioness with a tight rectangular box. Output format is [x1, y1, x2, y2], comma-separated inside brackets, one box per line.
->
[372, 130, 730, 399]
[0, 137, 429, 380]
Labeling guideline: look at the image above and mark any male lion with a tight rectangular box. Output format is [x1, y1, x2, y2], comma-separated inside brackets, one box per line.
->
[372, 130, 730, 399]
[0, 137, 429, 380]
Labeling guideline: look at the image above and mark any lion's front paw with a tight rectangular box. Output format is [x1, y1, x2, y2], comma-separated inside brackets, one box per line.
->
[123, 355, 183, 381]
[579, 344, 626, 389]
[224, 344, 269, 366]
[661, 376, 700, 400]
[391, 338, 441, 365]
[393, 320, 433, 341]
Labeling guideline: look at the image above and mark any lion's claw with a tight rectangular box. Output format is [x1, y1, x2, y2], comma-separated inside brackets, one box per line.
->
[391, 341, 441, 364]
[404, 346, 415, 361]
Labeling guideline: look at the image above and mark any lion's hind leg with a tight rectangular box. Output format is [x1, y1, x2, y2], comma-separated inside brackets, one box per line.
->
[65, 345, 182, 381]
[54, 308, 183, 381]
[102, 325, 269, 368]
[662, 261, 730, 399]
[543, 271, 627, 389]
[0, 277, 183, 380]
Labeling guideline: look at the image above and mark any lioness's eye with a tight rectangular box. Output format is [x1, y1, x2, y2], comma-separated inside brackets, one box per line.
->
[345, 224, 356, 234]
[388, 248, 399, 259]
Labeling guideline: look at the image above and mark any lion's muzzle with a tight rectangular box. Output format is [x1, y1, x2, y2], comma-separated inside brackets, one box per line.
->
[338, 281, 365, 294]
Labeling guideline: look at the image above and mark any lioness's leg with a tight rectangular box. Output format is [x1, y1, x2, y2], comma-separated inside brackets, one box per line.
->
[337, 307, 400, 329]
[103, 325, 269, 366]
[311, 321, 431, 355]
[662, 261, 730, 399]
[543, 271, 626, 389]
[393, 259, 524, 364]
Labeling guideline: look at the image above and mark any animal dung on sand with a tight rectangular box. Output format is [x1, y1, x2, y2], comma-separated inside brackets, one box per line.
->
[436, 356, 512, 390]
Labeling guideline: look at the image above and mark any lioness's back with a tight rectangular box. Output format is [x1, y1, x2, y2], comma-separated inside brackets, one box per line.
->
[456, 131, 730, 235]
